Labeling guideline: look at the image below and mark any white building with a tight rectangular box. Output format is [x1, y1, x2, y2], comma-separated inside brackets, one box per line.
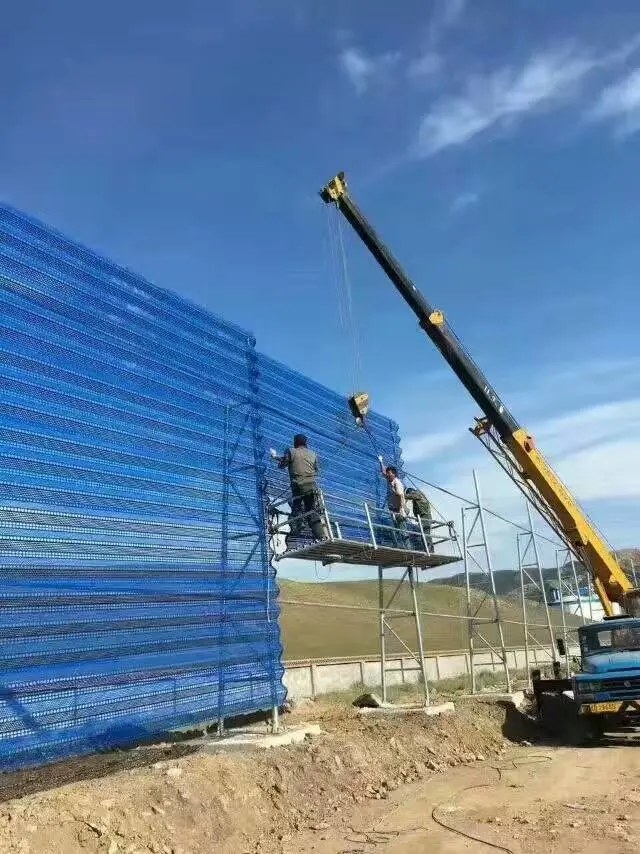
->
[547, 585, 605, 622]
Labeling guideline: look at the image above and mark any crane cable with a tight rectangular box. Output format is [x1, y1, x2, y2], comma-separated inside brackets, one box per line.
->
[327, 202, 363, 395]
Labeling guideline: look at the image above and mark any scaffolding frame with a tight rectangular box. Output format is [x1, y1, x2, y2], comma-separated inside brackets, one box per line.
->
[268, 488, 461, 706]
[377, 565, 431, 705]
[462, 471, 511, 693]
[515, 503, 557, 681]
[223, 399, 282, 734]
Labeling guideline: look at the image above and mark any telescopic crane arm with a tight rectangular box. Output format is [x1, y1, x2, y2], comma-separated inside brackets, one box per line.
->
[321, 171, 638, 618]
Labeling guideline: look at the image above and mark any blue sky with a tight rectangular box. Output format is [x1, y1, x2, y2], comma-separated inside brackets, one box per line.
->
[3, 0, 640, 575]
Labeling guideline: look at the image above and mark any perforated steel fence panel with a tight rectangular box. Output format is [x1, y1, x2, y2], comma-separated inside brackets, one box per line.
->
[258, 354, 404, 543]
[0, 205, 283, 770]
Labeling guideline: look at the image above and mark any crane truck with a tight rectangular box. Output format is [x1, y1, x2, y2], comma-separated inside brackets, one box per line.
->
[321, 171, 640, 737]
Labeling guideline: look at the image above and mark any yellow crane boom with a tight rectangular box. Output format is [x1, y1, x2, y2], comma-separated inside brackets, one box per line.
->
[321, 171, 638, 617]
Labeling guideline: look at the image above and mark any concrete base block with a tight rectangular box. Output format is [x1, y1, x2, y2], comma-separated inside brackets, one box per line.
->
[425, 701, 455, 716]
[357, 701, 455, 717]
[198, 724, 322, 753]
[461, 691, 526, 708]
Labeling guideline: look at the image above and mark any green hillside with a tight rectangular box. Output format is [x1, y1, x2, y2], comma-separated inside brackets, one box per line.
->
[278, 578, 581, 661]
[436, 548, 640, 599]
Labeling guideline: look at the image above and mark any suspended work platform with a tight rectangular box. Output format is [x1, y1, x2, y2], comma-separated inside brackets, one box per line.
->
[268, 488, 460, 570]
[280, 540, 459, 569]
[268, 487, 462, 709]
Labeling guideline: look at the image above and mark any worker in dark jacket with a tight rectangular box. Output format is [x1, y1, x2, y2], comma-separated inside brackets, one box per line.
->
[271, 434, 326, 547]
[405, 487, 434, 553]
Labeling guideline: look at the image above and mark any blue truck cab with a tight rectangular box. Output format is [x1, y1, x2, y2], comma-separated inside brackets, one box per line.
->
[573, 618, 640, 726]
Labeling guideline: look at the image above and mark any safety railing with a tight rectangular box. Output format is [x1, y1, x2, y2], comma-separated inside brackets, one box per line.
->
[267, 487, 459, 562]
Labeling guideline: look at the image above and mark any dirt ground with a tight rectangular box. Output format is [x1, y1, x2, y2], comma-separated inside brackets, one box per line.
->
[0, 698, 637, 854]
[289, 742, 640, 853]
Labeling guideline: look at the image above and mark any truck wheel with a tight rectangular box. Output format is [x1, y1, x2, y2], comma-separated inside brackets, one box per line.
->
[582, 716, 606, 744]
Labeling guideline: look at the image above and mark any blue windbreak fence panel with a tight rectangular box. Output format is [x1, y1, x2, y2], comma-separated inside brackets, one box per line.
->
[0, 205, 284, 770]
[257, 354, 404, 541]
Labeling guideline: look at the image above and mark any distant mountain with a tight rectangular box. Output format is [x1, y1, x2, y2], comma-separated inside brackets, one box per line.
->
[433, 548, 640, 601]
[430, 567, 564, 602]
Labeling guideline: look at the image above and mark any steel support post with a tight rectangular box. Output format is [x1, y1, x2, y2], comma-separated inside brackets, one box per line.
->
[517, 536, 531, 683]
[461, 471, 511, 693]
[462, 509, 476, 694]
[526, 504, 556, 657]
[271, 705, 280, 734]
[555, 552, 569, 674]
[408, 566, 430, 706]
[473, 471, 512, 692]
[378, 565, 387, 703]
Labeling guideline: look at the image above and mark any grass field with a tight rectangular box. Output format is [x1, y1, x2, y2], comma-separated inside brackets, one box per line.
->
[278, 578, 580, 660]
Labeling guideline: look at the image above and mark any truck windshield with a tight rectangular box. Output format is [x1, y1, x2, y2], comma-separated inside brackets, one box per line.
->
[581, 623, 640, 655]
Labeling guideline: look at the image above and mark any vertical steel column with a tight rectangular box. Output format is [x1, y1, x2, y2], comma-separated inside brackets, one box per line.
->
[555, 552, 569, 674]
[318, 489, 334, 542]
[218, 402, 231, 738]
[364, 502, 377, 548]
[517, 537, 531, 682]
[567, 550, 586, 623]
[526, 504, 556, 657]
[408, 566, 430, 706]
[473, 471, 511, 693]
[462, 509, 476, 694]
[378, 566, 387, 703]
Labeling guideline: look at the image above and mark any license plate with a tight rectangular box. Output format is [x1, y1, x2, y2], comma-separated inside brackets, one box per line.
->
[582, 701, 623, 715]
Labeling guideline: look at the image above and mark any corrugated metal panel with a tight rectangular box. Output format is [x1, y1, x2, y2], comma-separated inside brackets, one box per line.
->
[0, 205, 284, 770]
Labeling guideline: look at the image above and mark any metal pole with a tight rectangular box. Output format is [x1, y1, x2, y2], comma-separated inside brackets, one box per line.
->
[473, 471, 511, 693]
[517, 536, 531, 683]
[567, 550, 586, 623]
[318, 489, 334, 542]
[408, 566, 430, 706]
[378, 566, 387, 703]
[417, 514, 429, 552]
[526, 503, 556, 658]
[462, 508, 476, 694]
[555, 552, 569, 675]
[364, 502, 377, 549]
[271, 705, 280, 734]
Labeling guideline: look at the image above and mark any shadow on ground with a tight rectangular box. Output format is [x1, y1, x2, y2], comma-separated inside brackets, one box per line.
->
[500, 695, 640, 749]
[0, 708, 277, 803]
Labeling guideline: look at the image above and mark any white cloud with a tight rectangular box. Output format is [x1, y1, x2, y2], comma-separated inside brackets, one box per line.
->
[415, 45, 596, 156]
[407, 52, 442, 80]
[589, 67, 640, 137]
[338, 46, 401, 95]
[450, 190, 480, 213]
[534, 399, 640, 459]
[403, 428, 465, 463]
[408, 0, 464, 82]
[557, 438, 640, 502]
[440, 0, 466, 29]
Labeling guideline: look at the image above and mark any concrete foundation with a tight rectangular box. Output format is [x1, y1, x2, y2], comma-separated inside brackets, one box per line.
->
[197, 724, 322, 753]
[357, 702, 455, 717]
[462, 691, 526, 708]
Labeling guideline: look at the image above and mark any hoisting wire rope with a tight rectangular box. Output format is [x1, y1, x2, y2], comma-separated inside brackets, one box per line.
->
[326, 203, 348, 356]
[327, 201, 364, 396]
[335, 205, 364, 385]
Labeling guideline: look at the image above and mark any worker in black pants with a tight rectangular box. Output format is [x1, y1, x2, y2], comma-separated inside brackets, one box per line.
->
[271, 434, 326, 548]
[405, 487, 434, 553]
